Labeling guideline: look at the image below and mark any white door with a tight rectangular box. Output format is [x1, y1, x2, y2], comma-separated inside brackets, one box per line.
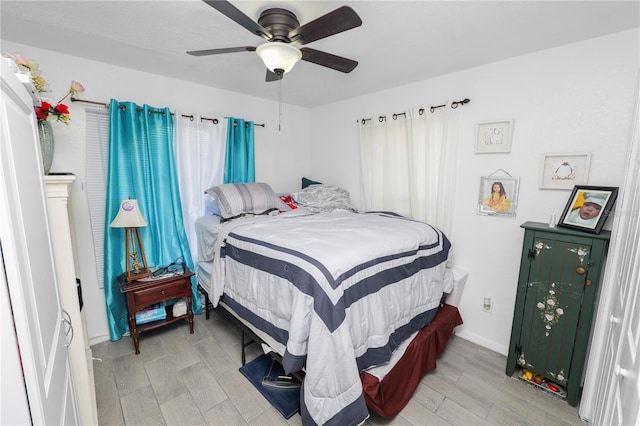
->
[580, 78, 640, 425]
[0, 60, 78, 424]
[604, 95, 640, 425]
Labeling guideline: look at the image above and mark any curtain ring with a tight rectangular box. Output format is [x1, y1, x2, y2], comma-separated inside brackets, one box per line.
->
[430, 106, 435, 113]
[245, 122, 249, 128]
[233, 121, 238, 127]
[213, 118, 218, 124]
[392, 113, 398, 120]
[378, 115, 385, 122]
[190, 116, 194, 121]
[451, 102, 459, 109]
[419, 108, 425, 115]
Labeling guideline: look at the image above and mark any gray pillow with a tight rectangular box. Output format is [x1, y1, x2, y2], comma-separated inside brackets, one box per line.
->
[292, 184, 356, 213]
[205, 182, 287, 219]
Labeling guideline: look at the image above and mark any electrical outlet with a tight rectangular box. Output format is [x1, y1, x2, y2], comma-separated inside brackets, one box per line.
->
[483, 297, 492, 313]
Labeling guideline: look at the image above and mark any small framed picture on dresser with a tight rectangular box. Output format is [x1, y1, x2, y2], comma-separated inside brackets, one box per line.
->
[557, 185, 618, 234]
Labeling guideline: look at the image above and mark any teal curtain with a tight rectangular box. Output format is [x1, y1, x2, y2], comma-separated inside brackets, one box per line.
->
[223, 117, 255, 183]
[104, 100, 201, 341]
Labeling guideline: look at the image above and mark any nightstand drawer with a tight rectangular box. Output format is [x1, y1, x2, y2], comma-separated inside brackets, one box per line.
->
[134, 281, 188, 308]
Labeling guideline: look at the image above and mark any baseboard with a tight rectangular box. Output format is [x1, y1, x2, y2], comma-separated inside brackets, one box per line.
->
[454, 329, 508, 356]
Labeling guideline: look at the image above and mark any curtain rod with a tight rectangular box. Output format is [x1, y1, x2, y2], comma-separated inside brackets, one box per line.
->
[70, 97, 266, 127]
[358, 98, 470, 124]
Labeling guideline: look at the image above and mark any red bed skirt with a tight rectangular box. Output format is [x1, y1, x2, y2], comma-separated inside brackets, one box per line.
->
[360, 304, 463, 418]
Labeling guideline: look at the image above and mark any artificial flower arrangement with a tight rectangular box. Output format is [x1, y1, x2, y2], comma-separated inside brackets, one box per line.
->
[5, 53, 84, 124]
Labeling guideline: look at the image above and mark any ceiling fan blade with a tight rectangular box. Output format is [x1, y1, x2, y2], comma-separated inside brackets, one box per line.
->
[202, 0, 270, 39]
[265, 69, 282, 82]
[187, 46, 256, 56]
[289, 6, 362, 45]
[300, 47, 358, 73]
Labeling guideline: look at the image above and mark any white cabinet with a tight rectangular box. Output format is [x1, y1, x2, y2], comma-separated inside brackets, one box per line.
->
[45, 175, 98, 425]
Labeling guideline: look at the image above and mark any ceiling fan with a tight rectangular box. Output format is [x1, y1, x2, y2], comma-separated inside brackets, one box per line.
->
[187, 0, 362, 81]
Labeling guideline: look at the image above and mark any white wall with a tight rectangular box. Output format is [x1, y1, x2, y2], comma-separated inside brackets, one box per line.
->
[2, 41, 313, 343]
[309, 29, 639, 354]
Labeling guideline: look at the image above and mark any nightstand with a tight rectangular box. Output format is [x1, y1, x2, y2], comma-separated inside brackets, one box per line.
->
[120, 270, 195, 354]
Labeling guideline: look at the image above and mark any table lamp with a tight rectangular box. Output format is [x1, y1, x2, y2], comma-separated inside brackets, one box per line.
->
[110, 199, 152, 281]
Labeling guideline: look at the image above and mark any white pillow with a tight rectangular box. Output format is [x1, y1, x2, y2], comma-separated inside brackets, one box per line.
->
[205, 182, 287, 219]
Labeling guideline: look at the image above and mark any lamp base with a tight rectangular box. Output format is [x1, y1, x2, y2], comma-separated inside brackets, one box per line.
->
[126, 268, 152, 282]
[123, 227, 152, 282]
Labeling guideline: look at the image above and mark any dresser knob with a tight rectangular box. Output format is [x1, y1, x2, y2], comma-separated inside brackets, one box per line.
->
[576, 267, 586, 275]
[161, 290, 166, 295]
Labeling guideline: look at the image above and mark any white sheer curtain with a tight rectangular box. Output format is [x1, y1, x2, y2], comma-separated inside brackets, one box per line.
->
[358, 105, 460, 236]
[174, 113, 227, 265]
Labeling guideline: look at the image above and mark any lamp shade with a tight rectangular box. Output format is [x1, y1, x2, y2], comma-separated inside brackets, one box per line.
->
[256, 42, 302, 74]
[110, 199, 147, 228]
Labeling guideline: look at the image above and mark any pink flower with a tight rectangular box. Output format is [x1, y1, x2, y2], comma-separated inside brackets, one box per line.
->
[70, 81, 85, 95]
[13, 53, 28, 66]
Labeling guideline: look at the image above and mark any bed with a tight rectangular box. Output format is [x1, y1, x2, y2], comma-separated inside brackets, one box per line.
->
[195, 182, 458, 425]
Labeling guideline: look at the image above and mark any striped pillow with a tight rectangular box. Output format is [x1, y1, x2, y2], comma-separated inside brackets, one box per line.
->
[205, 182, 286, 219]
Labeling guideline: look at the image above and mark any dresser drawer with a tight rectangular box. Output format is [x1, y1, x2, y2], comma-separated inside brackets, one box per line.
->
[134, 280, 189, 308]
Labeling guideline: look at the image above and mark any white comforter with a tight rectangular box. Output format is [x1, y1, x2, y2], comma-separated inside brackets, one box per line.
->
[208, 209, 453, 425]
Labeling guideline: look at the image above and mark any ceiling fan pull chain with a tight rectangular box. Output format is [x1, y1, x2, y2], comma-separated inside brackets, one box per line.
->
[278, 77, 283, 131]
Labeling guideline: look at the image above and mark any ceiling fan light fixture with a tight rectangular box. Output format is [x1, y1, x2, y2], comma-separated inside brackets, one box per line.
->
[256, 42, 302, 74]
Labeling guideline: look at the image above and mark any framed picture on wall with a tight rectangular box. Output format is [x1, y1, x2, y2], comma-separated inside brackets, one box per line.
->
[475, 120, 514, 153]
[540, 152, 591, 190]
[477, 176, 520, 217]
[557, 185, 618, 234]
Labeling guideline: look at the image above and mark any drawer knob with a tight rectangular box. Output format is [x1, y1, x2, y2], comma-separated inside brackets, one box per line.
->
[161, 290, 166, 295]
[576, 267, 586, 275]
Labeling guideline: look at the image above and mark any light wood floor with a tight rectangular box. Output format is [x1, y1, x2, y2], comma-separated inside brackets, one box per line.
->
[92, 308, 585, 425]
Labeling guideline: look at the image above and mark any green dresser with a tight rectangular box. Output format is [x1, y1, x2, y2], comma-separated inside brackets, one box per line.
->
[505, 221, 610, 406]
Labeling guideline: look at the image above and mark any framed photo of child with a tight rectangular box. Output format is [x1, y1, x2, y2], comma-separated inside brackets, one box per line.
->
[477, 176, 520, 217]
[557, 185, 619, 234]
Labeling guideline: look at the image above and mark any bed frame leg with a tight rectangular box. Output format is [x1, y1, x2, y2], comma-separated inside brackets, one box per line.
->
[197, 284, 210, 320]
[241, 329, 247, 365]
[241, 328, 258, 366]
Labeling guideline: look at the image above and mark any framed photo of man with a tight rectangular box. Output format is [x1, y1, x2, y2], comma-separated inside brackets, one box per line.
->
[557, 185, 619, 234]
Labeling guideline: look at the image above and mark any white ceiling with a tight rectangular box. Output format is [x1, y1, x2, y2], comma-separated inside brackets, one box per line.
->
[2, 1, 639, 108]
